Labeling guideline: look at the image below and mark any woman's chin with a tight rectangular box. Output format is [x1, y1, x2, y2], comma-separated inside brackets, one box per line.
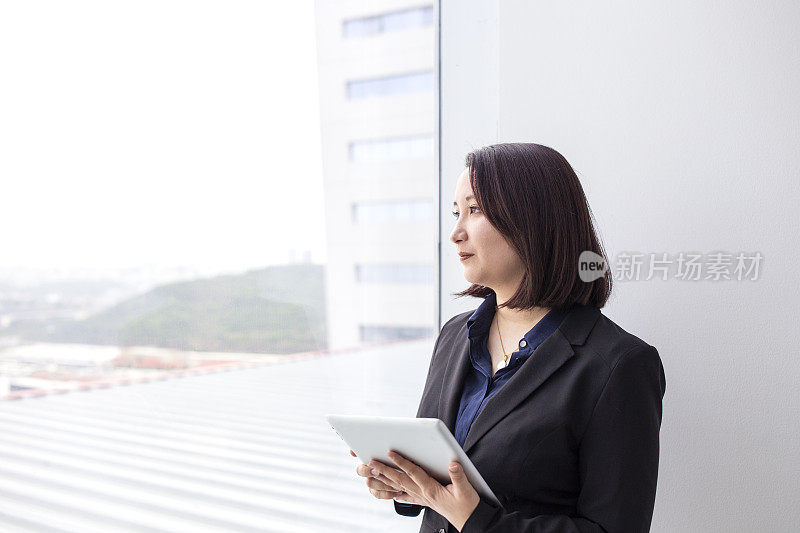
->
[462, 270, 480, 285]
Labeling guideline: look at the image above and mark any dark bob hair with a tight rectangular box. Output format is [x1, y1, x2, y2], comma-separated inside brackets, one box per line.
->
[452, 142, 612, 310]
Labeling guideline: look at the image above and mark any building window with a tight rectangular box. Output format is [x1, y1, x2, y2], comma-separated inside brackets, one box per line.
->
[343, 5, 434, 38]
[347, 71, 434, 100]
[349, 135, 433, 163]
[355, 264, 434, 284]
[352, 199, 434, 224]
[360, 324, 433, 342]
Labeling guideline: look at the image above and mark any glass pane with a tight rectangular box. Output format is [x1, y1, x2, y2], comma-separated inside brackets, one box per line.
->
[355, 264, 435, 284]
[382, 6, 435, 32]
[360, 324, 432, 342]
[349, 135, 435, 163]
[342, 5, 433, 38]
[342, 16, 382, 38]
[0, 2, 437, 531]
[347, 71, 434, 99]
[353, 199, 434, 223]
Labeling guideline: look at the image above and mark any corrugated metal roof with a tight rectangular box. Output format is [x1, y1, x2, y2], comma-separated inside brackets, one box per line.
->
[0, 338, 434, 532]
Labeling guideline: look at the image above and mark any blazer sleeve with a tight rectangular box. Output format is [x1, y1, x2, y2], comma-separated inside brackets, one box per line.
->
[393, 315, 460, 518]
[461, 344, 667, 533]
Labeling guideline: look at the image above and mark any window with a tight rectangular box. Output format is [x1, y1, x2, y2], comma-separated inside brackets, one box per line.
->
[0, 2, 438, 529]
[342, 5, 434, 38]
[347, 70, 434, 100]
[360, 324, 433, 342]
[355, 264, 434, 284]
[352, 199, 434, 224]
[349, 135, 434, 163]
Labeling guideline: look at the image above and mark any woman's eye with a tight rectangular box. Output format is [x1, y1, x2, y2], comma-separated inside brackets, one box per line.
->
[451, 205, 480, 219]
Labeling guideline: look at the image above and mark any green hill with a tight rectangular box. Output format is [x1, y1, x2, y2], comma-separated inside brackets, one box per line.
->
[13, 264, 327, 354]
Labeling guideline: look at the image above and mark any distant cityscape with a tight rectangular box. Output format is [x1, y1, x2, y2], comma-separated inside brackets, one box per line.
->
[0, 256, 322, 398]
[1, 0, 441, 400]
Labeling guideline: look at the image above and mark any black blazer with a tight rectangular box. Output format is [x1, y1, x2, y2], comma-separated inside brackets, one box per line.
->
[394, 303, 666, 533]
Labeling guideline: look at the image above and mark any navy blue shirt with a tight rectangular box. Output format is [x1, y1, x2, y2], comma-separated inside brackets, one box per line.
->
[394, 293, 569, 515]
[454, 292, 569, 447]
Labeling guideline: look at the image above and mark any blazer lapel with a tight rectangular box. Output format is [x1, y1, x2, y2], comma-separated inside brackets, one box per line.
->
[438, 319, 471, 435]
[438, 304, 601, 455]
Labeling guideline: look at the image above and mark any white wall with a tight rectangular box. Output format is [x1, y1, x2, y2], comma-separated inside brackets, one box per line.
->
[439, 1, 800, 531]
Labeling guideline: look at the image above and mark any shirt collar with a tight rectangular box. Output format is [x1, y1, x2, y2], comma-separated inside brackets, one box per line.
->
[521, 305, 569, 351]
[466, 291, 571, 351]
[466, 291, 498, 339]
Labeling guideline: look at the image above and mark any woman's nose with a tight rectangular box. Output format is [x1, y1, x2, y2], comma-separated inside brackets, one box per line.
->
[450, 222, 465, 244]
[450, 220, 465, 244]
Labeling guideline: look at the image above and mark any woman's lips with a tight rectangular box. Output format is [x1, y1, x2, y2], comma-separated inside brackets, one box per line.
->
[459, 254, 474, 261]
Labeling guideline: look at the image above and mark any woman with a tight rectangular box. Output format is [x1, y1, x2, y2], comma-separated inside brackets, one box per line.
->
[352, 143, 666, 532]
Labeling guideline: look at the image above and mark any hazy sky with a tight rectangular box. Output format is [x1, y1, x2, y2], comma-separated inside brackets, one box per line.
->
[0, 1, 326, 274]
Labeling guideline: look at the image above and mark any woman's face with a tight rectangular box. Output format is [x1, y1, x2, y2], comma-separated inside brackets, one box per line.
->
[449, 168, 525, 291]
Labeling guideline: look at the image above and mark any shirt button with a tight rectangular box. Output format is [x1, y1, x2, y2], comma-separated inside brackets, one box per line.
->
[519, 339, 527, 348]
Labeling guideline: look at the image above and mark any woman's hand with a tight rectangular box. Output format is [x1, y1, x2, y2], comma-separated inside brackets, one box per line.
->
[351, 449, 405, 500]
[368, 449, 481, 532]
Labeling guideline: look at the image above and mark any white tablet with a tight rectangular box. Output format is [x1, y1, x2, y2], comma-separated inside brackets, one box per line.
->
[326, 414, 501, 507]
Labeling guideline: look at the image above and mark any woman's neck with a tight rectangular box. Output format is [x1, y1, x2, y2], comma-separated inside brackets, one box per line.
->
[493, 291, 550, 328]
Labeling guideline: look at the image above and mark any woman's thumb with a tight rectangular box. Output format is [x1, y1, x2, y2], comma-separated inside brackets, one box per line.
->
[448, 463, 467, 487]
